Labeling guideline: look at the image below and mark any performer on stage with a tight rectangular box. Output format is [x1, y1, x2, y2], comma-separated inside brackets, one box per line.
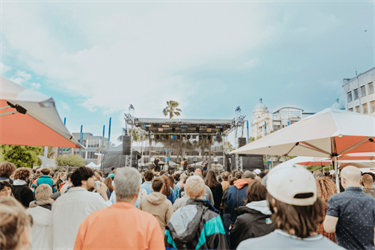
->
[153, 157, 161, 172]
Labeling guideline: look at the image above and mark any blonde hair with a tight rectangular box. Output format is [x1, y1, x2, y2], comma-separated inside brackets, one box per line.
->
[35, 184, 52, 201]
[185, 176, 205, 199]
[0, 197, 32, 249]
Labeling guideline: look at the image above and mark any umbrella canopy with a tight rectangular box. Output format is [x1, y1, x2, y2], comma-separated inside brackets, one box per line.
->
[231, 108, 375, 192]
[0, 76, 83, 148]
[288, 156, 375, 169]
[232, 108, 375, 158]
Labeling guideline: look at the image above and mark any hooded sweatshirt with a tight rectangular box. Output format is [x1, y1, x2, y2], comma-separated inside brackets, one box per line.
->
[230, 200, 274, 249]
[227, 179, 249, 224]
[165, 199, 228, 250]
[139, 192, 174, 233]
[27, 206, 53, 250]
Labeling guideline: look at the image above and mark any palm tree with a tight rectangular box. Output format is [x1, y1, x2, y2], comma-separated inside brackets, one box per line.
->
[163, 100, 182, 119]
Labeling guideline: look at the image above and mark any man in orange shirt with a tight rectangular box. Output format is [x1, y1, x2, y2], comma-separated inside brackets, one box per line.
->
[74, 167, 165, 250]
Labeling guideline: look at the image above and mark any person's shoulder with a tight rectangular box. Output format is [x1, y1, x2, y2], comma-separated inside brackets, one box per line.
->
[317, 236, 346, 249]
[237, 232, 277, 249]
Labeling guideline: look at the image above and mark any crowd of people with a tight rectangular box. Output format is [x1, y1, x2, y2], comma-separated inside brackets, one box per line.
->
[0, 160, 375, 250]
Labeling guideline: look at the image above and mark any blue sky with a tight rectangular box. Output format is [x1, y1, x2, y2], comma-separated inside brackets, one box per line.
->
[1, 0, 374, 145]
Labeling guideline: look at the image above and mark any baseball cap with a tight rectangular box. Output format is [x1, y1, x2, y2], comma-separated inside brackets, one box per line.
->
[265, 163, 317, 206]
[253, 169, 261, 175]
[242, 171, 255, 179]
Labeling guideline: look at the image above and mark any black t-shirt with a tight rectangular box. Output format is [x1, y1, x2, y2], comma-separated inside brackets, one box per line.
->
[154, 160, 160, 172]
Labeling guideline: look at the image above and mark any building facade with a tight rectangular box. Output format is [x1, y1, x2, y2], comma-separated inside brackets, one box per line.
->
[71, 132, 109, 164]
[251, 99, 315, 139]
[343, 67, 375, 116]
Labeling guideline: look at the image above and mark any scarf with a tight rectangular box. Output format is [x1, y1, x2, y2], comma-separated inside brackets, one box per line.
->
[29, 198, 54, 208]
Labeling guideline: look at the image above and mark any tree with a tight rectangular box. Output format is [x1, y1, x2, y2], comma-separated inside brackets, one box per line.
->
[224, 141, 235, 151]
[56, 155, 85, 167]
[0, 145, 43, 168]
[163, 100, 181, 119]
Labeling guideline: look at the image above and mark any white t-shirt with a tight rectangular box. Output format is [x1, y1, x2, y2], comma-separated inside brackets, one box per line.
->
[51, 187, 111, 250]
[237, 230, 345, 250]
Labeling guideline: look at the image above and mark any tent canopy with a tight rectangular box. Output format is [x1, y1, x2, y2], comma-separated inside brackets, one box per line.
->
[231, 108, 375, 158]
[0, 76, 83, 148]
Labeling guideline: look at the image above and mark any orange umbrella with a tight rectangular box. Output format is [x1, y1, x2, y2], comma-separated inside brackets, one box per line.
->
[0, 76, 83, 148]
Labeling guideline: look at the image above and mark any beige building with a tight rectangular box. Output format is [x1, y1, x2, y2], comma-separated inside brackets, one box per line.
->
[251, 99, 315, 139]
[343, 67, 375, 116]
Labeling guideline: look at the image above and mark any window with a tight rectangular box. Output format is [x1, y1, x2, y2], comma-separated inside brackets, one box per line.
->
[354, 89, 359, 100]
[370, 100, 375, 113]
[349, 108, 353, 112]
[81, 151, 86, 159]
[361, 86, 366, 97]
[87, 152, 98, 159]
[88, 140, 100, 148]
[369, 82, 374, 94]
[355, 106, 360, 113]
[347, 92, 352, 103]
[363, 103, 368, 114]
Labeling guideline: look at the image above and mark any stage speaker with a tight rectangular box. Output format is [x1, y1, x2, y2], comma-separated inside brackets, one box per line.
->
[172, 127, 176, 132]
[238, 137, 247, 148]
[208, 135, 211, 140]
[187, 135, 191, 139]
[199, 135, 202, 140]
[177, 135, 180, 140]
[122, 135, 131, 155]
[242, 155, 264, 171]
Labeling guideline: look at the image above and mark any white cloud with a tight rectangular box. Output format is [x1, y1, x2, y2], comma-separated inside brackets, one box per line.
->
[30, 82, 41, 89]
[9, 77, 26, 85]
[60, 101, 70, 111]
[1, 2, 279, 116]
[242, 59, 259, 70]
[0, 62, 12, 74]
[1, 2, 345, 117]
[16, 71, 31, 80]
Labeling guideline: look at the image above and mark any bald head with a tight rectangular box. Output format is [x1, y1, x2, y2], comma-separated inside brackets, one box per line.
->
[341, 166, 361, 189]
[362, 174, 374, 188]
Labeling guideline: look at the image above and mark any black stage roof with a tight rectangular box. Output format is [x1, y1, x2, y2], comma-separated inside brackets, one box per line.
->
[125, 117, 241, 136]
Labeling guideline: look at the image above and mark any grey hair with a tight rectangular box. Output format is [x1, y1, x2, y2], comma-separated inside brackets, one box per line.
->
[114, 167, 141, 202]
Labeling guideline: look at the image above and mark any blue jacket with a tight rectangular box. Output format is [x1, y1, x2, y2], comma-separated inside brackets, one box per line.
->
[36, 175, 56, 192]
[227, 180, 248, 224]
[165, 199, 228, 250]
[167, 187, 176, 204]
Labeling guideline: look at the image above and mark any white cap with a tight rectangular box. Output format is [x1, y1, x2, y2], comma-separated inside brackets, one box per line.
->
[266, 163, 317, 206]
[254, 169, 261, 174]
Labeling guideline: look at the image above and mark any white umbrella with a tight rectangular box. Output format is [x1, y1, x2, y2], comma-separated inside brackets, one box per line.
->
[231, 108, 375, 191]
[0, 76, 83, 148]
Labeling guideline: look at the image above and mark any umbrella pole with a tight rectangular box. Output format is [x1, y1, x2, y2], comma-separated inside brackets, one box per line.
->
[334, 156, 340, 193]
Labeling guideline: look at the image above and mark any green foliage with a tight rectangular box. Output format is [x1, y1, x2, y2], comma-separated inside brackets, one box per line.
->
[224, 141, 235, 151]
[42, 147, 56, 158]
[0, 145, 43, 168]
[163, 100, 182, 119]
[56, 154, 85, 167]
[306, 165, 333, 172]
[249, 137, 255, 142]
